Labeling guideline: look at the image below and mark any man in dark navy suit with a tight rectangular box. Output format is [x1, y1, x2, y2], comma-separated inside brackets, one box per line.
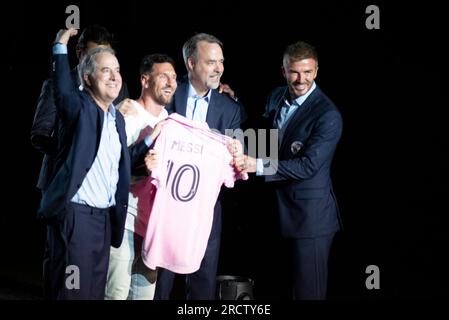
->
[154, 33, 245, 300]
[31, 25, 129, 191]
[39, 28, 158, 300]
[239, 41, 343, 299]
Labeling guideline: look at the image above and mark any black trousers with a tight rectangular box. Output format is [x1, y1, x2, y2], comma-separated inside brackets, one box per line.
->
[43, 202, 112, 300]
[289, 233, 335, 300]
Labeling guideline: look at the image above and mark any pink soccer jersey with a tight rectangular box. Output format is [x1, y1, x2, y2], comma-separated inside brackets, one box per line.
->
[141, 113, 247, 274]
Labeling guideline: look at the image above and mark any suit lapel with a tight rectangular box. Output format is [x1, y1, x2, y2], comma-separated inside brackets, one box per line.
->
[280, 87, 321, 151]
[116, 113, 130, 168]
[272, 88, 289, 128]
[115, 113, 127, 149]
[173, 80, 222, 130]
[174, 82, 188, 116]
[205, 90, 222, 129]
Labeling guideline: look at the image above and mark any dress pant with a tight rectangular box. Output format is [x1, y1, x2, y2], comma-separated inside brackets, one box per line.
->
[289, 233, 335, 300]
[43, 202, 112, 300]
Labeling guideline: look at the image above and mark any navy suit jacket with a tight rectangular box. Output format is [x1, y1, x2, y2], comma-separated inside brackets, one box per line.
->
[166, 80, 241, 134]
[263, 85, 343, 238]
[31, 68, 129, 191]
[38, 53, 147, 248]
[165, 79, 242, 239]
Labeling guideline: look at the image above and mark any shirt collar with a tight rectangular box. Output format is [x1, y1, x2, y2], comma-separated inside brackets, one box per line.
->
[285, 81, 317, 107]
[188, 82, 212, 102]
[108, 104, 117, 118]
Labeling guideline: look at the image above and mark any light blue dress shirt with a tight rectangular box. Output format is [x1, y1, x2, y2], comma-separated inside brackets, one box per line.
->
[186, 83, 212, 123]
[53, 43, 122, 208]
[71, 105, 122, 208]
[276, 81, 316, 130]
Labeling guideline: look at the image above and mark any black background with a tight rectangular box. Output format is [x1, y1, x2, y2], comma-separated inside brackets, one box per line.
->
[0, 0, 447, 300]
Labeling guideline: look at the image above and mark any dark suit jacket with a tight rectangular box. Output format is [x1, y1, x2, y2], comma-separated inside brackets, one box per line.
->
[31, 68, 129, 190]
[263, 85, 343, 238]
[165, 79, 242, 239]
[38, 53, 145, 248]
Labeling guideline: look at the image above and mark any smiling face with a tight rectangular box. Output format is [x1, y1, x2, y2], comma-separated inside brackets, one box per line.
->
[282, 58, 318, 100]
[143, 62, 177, 106]
[188, 41, 224, 95]
[84, 52, 122, 108]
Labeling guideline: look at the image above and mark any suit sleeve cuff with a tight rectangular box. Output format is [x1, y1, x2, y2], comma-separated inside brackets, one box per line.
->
[53, 43, 68, 55]
[256, 158, 264, 176]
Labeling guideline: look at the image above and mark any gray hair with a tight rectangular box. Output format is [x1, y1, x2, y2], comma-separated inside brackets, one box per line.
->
[78, 47, 116, 88]
[182, 33, 223, 69]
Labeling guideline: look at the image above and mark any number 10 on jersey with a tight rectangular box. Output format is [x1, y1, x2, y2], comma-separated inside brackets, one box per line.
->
[166, 160, 200, 202]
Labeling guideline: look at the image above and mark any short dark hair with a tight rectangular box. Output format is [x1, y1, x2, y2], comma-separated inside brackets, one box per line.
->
[139, 54, 176, 76]
[77, 25, 114, 51]
[283, 41, 318, 66]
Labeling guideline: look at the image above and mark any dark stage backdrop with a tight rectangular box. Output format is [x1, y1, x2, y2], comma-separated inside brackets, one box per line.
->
[0, 0, 447, 300]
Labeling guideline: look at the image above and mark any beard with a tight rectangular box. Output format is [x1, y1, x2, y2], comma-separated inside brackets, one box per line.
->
[207, 73, 222, 89]
[154, 93, 173, 106]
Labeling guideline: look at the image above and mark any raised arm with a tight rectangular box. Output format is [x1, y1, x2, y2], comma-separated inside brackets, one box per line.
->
[51, 28, 81, 124]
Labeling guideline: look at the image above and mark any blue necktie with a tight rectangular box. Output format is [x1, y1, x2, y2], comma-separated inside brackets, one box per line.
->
[277, 101, 299, 129]
[277, 104, 290, 129]
[192, 96, 209, 120]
